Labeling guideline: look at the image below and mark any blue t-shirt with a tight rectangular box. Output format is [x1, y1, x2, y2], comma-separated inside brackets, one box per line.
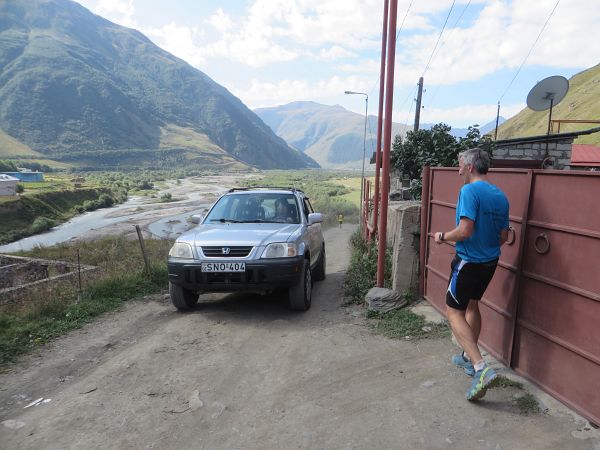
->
[455, 180, 509, 263]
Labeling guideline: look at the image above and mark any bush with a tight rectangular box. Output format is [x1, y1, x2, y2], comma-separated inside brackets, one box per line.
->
[30, 216, 56, 234]
[15, 183, 24, 194]
[343, 230, 392, 304]
[98, 193, 114, 208]
[159, 192, 172, 202]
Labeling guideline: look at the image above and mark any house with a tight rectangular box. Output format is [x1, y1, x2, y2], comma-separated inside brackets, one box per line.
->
[0, 170, 44, 182]
[492, 126, 600, 170]
[0, 174, 19, 196]
[571, 144, 600, 169]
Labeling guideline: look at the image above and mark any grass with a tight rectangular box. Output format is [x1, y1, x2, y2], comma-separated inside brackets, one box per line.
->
[368, 308, 450, 340]
[0, 236, 172, 366]
[343, 229, 392, 304]
[242, 170, 361, 227]
[515, 393, 542, 414]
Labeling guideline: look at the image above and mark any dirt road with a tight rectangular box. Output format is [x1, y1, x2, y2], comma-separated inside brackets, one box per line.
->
[0, 225, 596, 449]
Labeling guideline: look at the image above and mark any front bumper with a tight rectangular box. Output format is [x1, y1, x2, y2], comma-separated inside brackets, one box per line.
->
[168, 256, 305, 292]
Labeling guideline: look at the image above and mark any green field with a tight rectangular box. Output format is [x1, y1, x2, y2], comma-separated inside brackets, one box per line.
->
[242, 170, 362, 226]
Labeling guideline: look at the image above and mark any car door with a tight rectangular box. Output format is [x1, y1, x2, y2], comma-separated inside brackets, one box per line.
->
[302, 196, 320, 267]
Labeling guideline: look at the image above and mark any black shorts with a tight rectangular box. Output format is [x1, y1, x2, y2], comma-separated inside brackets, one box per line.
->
[446, 255, 498, 311]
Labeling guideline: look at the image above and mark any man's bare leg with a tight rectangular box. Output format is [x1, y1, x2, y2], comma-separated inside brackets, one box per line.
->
[446, 306, 483, 365]
[465, 300, 481, 346]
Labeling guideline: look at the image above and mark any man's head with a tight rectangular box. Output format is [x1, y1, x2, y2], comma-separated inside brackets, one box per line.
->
[275, 198, 288, 216]
[458, 147, 490, 182]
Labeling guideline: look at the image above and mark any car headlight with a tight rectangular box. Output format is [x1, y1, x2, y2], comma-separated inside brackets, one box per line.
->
[261, 243, 297, 258]
[169, 242, 193, 259]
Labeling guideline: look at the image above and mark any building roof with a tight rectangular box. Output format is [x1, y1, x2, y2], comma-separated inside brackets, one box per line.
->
[495, 126, 600, 146]
[571, 144, 600, 167]
[0, 174, 19, 182]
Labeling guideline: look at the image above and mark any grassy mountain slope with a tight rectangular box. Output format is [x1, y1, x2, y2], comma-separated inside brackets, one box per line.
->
[0, 0, 317, 170]
[254, 101, 409, 169]
[496, 63, 600, 145]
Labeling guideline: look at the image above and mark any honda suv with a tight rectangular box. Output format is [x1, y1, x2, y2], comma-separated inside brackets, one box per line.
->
[167, 188, 325, 311]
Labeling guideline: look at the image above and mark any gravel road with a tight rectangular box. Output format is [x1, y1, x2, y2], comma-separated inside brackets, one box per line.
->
[0, 225, 596, 449]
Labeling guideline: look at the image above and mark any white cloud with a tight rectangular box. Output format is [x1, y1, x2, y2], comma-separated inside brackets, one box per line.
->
[413, 102, 525, 127]
[232, 76, 374, 109]
[95, 0, 136, 27]
[313, 46, 358, 61]
[145, 22, 205, 67]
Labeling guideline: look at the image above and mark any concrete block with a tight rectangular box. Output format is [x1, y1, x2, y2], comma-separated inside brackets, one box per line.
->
[365, 287, 407, 313]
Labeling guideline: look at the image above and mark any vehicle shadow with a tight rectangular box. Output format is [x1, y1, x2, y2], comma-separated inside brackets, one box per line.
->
[181, 271, 347, 325]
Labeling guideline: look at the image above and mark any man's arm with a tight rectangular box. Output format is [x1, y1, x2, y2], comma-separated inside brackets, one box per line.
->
[499, 228, 509, 246]
[434, 217, 474, 244]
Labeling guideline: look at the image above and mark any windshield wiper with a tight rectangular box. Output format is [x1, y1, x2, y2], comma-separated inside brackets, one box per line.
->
[238, 219, 278, 223]
[210, 218, 242, 223]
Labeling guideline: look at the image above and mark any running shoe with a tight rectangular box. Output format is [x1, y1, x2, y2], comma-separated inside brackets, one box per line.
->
[451, 353, 475, 377]
[466, 366, 498, 401]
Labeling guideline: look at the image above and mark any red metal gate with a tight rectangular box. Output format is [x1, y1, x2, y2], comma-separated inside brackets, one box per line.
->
[421, 167, 600, 425]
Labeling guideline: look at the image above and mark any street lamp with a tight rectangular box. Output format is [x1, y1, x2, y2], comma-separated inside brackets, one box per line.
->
[344, 90, 369, 224]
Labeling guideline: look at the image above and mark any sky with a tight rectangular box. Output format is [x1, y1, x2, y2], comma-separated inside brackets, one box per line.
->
[75, 0, 600, 129]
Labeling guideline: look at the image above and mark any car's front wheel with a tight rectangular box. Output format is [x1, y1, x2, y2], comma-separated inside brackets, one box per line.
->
[288, 259, 312, 311]
[169, 282, 199, 311]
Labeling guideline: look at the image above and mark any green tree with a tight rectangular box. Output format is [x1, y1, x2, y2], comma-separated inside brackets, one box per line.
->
[391, 123, 493, 198]
[0, 160, 18, 172]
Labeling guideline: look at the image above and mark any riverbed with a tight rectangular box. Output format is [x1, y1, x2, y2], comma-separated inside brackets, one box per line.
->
[0, 175, 246, 253]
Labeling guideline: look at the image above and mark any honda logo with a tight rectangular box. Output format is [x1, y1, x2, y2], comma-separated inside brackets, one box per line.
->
[222, 247, 231, 255]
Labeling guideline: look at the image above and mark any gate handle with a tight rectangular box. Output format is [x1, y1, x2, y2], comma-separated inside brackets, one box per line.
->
[506, 226, 516, 245]
[534, 233, 551, 254]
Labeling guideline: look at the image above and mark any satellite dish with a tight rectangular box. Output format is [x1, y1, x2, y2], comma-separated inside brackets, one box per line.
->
[525, 75, 570, 166]
[526, 75, 569, 111]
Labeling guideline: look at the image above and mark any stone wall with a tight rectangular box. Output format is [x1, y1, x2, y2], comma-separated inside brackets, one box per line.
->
[0, 255, 99, 312]
[494, 136, 575, 169]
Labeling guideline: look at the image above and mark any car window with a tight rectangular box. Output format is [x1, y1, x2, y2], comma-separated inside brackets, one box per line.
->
[204, 192, 300, 223]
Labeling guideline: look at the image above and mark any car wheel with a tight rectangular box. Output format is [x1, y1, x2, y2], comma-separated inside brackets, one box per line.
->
[169, 282, 199, 310]
[313, 244, 326, 281]
[288, 258, 312, 311]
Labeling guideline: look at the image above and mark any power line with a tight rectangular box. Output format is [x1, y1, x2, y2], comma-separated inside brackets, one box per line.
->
[368, 0, 415, 99]
[498, 0, 561, 102]
[421, 0, 473, 107]
[421, 0, 456, 78]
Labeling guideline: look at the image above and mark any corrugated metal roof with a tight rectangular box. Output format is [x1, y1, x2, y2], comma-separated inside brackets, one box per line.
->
[571, 144, 600, 166]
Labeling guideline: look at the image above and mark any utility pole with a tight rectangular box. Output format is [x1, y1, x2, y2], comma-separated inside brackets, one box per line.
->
[494, 101, 501, 141]
[414, 77, 424, 132]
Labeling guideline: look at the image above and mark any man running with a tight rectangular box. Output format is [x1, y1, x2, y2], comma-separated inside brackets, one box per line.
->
[434, 147, 510, 401]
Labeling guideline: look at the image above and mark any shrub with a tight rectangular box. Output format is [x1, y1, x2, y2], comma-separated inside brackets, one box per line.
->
[30, 217, 56, 234]
[98, 193, 114, 208]
[15, 183, 24, 194]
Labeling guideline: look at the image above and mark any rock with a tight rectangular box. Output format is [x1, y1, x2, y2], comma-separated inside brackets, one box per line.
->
[188, 390, 203, 411]
[421, 380, 435, 388]
[365, 287, 407, 313]
[422, 326, 432, 333]
[2, 420, 26, 430]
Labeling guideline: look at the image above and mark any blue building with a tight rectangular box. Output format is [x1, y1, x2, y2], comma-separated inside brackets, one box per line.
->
[0, 171, 44, 182]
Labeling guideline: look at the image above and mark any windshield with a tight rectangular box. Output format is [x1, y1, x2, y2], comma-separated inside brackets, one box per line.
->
[204, 192, 301, 224]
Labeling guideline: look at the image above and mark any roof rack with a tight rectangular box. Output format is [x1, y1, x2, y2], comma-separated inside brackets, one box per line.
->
[227, 186, 305, 194]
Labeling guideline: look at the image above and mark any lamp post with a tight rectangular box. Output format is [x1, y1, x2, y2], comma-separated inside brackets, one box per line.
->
[344, 90, 368, 224]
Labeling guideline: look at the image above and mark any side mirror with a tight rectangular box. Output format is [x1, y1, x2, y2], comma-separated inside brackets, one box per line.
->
[308, 213, 323, 225]
[190, 214, 203, 224]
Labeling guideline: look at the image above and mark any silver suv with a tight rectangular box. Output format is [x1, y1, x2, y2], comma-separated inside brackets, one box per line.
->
[167, 188, 325, 311]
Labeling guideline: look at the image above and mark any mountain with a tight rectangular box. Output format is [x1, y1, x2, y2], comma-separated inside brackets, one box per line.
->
[254, 101, 409, 169]
[421, 117, 505, 138]
[496, 63, 600, 145]
[0, 0, 318, 170]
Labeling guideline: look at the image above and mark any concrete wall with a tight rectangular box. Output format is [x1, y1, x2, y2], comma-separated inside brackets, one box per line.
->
[386, 201, 421, 298]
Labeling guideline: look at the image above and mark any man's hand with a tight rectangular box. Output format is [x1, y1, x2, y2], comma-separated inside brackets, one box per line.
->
[434, 232, 444, 244]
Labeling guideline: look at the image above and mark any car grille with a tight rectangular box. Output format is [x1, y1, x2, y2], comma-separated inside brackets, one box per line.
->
[201, 246, 253, 258]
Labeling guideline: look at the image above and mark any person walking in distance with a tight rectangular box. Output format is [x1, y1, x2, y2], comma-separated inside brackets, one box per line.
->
[337, 213, 344, 228]
[434, 147, 510, 401]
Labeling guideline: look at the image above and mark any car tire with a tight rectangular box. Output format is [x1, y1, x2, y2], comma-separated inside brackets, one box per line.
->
[288, 258, 312, 311]
[169, 282, 199, 310]
[313, 244, 326, 281]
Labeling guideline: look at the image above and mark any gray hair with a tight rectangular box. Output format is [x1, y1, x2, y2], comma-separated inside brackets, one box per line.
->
[459, 147, 490, 174]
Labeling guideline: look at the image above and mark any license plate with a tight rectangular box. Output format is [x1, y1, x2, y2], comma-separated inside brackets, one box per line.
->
[201, 262, 246, 272]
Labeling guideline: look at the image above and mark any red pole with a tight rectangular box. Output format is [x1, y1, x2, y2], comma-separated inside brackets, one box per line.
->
[373, 0, 389, 236]
[418, 166, 431, 297]
[377, 0, 398, 287]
